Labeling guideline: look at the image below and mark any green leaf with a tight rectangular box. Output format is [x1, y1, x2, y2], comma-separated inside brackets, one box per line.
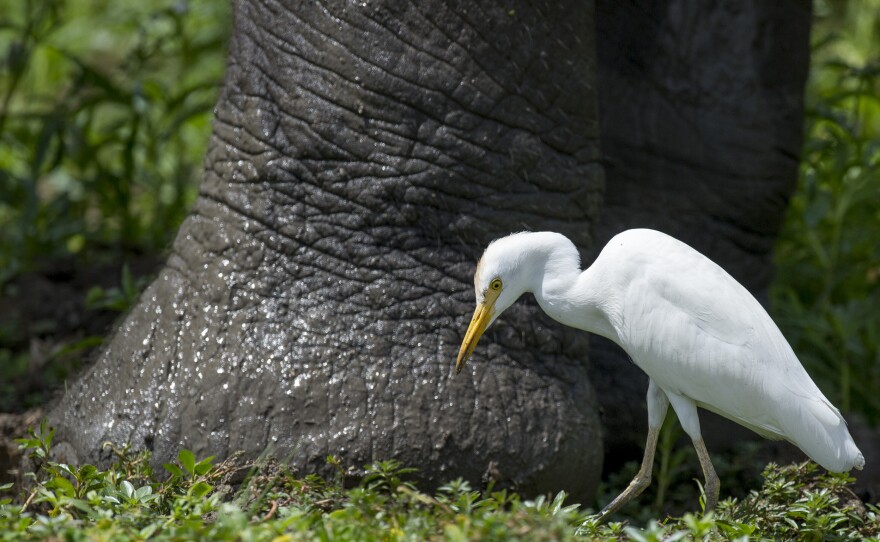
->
[38, 419, 54, 448]
[66, 498, 95, 515]
[139, 523, 159, 538]
[49, 337, 104, 360]
[121, 479, 135, 499]
[78, 464, 99, 481]
[14, 438, 40, 450]
[121, 264, 135, 297]
[163, 462, 183, 478]
[178, 449, 196, 476]
[188, 481, 212, 499]
[51, 476, 75, 497]
[134, 485, 153, 500]
[193, 455, 215, 476]
[85, 286, 106, 308]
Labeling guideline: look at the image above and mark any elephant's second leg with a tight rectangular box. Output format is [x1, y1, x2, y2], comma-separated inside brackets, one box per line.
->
[599, 380, 669, 520]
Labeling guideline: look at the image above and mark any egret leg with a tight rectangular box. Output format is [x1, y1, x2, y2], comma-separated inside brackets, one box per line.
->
[665, 393, 720, 512]
[693, 436, 720, 511]
[598, 380, 669, 520]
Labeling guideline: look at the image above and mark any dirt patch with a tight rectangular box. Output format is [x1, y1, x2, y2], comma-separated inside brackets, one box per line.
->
[0, 408, 44, 487]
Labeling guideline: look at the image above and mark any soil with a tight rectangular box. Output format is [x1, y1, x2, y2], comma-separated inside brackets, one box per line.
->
[0, 409, 43, 488]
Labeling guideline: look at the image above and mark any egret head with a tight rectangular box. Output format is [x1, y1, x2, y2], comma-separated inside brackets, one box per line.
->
[455, 233, 537, 373]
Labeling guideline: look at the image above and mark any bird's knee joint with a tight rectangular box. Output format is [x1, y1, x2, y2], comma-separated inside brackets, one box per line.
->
[630, 475, 651, 492]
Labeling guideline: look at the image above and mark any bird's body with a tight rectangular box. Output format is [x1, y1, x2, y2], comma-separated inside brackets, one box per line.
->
[456, 229, 863, 516]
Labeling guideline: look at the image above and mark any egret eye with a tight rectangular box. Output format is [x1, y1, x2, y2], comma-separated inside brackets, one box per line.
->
[490, 278, 502, 291]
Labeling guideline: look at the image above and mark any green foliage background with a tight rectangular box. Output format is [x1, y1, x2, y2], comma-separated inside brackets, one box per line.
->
[0, 0, 228, 270]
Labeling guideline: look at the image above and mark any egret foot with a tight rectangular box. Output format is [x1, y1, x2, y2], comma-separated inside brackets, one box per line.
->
[597, 465, 652, 521]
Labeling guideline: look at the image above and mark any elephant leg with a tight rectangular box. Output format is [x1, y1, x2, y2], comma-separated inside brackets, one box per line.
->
[48, 0, 606, 502]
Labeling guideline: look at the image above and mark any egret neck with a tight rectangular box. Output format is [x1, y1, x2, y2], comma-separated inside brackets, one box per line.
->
[530, 241, 619, 345]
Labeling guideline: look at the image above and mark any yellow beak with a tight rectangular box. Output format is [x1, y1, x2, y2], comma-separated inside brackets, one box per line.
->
[455, 299, 496, 374]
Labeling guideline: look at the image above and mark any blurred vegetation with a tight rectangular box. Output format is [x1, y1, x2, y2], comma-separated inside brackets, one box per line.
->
[0, 0, 230, 410]
[0, 0, 228, 271]
[771, 0, 880, 423]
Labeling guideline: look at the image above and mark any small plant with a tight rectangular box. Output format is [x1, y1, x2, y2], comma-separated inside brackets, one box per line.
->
[361, 459, 418, 493]
[14, 417, 54, 463]
[85, 264, 148, 312]
[163, 449, 216, 484]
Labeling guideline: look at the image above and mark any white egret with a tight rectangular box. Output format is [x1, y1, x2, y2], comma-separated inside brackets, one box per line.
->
[456, 229, 864, 517]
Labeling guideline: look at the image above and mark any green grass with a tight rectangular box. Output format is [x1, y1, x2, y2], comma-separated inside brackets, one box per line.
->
[1, 421, 877, 541]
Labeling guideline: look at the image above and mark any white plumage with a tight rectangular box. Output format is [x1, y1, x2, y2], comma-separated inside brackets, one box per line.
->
[456, 229, 863, 517]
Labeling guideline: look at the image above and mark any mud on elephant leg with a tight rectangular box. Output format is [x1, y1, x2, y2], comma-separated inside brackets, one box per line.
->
[49, 0, 606, 500]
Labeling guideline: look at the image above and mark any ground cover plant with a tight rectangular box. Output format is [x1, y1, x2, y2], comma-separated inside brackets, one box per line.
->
[0, 420, 878, 541]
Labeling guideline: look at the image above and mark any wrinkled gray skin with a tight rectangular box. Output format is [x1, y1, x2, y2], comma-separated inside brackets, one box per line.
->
[49, 0, 605, 499]
[590, 0, 812, 468]
[46, 0, 812, 501]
